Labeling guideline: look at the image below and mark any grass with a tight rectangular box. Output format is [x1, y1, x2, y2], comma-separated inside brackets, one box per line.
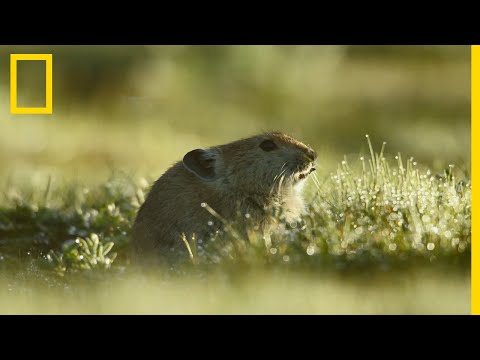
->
[0, 46, 471, 314]
[0, 136, 471, 314]
[1, 136, 471, 271]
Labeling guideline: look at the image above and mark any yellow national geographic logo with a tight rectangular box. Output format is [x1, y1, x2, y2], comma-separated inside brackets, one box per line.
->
[10, 54, 53, 114]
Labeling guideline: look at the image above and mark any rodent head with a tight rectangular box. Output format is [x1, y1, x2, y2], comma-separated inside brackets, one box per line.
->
[182, 132, 317, 198]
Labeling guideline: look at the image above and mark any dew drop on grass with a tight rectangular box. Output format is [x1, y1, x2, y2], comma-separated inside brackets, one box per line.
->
[307, 246, 315, 255]
[389, 243, 397, 251]
[201, 202, 206, 208]
[427, 243, 435, 251]
[245, 213, 251, 219]
[207, 221, 213, 226]
[270, 248, 277, 255]
[283, 255, 290, 262]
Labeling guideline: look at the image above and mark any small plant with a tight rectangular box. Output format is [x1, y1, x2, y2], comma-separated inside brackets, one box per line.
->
[193, 136, 471, 269]
[45, 233, 117, 274]
[0, 137, 470, 275]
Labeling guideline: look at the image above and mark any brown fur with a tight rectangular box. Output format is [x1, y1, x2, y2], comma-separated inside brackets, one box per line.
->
[132, 132, 317, 263]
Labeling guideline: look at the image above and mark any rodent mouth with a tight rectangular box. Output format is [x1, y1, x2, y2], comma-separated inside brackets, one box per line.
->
[297, 166, 316, 180]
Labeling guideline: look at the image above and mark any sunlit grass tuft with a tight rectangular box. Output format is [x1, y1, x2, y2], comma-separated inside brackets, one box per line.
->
[0, 137, 471, 314]
[189, 136, 471, 270]
[0, 137, 471, 276]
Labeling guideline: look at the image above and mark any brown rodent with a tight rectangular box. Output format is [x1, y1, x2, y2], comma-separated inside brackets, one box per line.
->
[132, 132, 317, 263]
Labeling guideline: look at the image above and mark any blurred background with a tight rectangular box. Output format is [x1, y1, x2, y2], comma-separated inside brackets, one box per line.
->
[0, 45, 471, 188]
[0, 46, 471, 314]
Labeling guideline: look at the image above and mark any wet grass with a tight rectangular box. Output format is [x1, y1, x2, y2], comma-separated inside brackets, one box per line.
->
[0, 46, 471, 314]
[1, 137, 471, 271]
[0, 137, 471, 314]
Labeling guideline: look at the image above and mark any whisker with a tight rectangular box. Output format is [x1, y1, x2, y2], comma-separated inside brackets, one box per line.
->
[270, 167, 288, 195]
[273, 162, 288, 183]
[277, 173, 287, 196]
[311, 172, 322, 190]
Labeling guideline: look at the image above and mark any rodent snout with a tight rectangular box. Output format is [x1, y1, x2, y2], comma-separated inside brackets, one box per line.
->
[305, 148, 317, 162]
[293, 147, 317, 173]
[298, 147, 317, 163]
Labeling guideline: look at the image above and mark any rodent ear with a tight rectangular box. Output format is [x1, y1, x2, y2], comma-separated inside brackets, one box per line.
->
[183, 149, 217, 181]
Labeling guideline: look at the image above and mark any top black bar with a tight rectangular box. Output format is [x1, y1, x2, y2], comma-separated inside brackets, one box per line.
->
[2, 10, 479, 44]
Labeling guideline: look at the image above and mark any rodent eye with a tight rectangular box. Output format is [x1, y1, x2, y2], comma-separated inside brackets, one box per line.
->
[259, 140, 278, 152]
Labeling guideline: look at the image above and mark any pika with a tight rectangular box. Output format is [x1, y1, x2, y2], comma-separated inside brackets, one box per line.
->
[132, 132, 317, 263]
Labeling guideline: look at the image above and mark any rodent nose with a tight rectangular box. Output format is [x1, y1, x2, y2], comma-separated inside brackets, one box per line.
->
[305, 148, 317, 162]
